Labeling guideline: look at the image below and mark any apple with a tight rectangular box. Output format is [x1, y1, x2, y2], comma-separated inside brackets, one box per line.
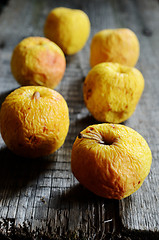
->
[83, 62, 144, 123]
[0, 86, 69, 158]
[11, 37, 66, 89]
[90, 28, 140, 67]
[44, 7, 90, 55]
[71, 123, 152, 199]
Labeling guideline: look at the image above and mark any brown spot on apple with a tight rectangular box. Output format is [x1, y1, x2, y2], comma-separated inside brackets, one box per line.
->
[86, 89, 92, 100]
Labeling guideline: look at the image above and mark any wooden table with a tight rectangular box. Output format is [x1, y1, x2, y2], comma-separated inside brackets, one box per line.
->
[0, 0, 159, 239]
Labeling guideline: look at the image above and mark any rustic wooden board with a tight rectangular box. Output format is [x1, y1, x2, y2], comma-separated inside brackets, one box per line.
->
[0, 0, 159, 237]
[116, 0, 159, 232]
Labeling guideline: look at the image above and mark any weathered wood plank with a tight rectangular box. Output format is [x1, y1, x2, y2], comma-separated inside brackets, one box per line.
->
[113, 0, 159, 231]
[0, 0, 159, 236]
[0, 0, 117, 237]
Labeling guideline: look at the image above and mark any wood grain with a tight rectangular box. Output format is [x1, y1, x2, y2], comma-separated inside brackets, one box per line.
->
[118, 0, 159, 231]
[0, 0, 159, 236]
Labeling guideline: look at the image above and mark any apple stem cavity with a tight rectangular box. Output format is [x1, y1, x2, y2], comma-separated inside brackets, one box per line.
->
[78, 132, 105, 145]
[32, 91, 40, 100]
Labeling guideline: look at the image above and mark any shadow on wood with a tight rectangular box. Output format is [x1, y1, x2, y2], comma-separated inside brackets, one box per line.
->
[0, 90, 14, 107]
[47, 183, 119, 234]
[49, 182, 118, 211]
[0, 147, 56, 198]
[62, 183, 118, 205]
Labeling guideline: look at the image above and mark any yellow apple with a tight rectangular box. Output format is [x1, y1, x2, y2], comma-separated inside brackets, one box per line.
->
[0, 86, 69, 158]
[71, 123, 152, 199]
[11, 37, 66, 89]
[44, 7, 90, 55]
[83, 62, 144, 123]
[90, 28, 140, 67]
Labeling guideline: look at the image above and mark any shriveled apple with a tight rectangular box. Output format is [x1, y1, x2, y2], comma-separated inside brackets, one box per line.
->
[71, 123, 152, 199]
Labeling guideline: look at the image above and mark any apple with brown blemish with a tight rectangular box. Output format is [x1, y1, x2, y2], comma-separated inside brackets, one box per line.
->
[11, 36, 66, 89]
[0, 86, 69, 158]
[71, 123, 152, 199]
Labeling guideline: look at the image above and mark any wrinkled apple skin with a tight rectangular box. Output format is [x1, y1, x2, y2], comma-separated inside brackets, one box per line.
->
[83, 62, 144, 123]
[11, 37, 66, 89]
[71, 124, 152, 199]
[44, 7, 90, 55]
[90, 28, 139, 68]
[0, 86, 69, 158]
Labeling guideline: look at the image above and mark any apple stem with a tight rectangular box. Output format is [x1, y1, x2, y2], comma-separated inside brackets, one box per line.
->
[78, 132, 105, 144]
[32, 91, 40, 100]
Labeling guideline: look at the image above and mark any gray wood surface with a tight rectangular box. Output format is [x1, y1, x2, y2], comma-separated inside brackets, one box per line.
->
[0, 0, 159, 236]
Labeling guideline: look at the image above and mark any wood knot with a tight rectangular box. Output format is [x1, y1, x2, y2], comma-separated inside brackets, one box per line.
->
[142, 28, 153, 37]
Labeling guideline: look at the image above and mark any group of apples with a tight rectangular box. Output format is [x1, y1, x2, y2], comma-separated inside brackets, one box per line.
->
[0, 7, 152, 199]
